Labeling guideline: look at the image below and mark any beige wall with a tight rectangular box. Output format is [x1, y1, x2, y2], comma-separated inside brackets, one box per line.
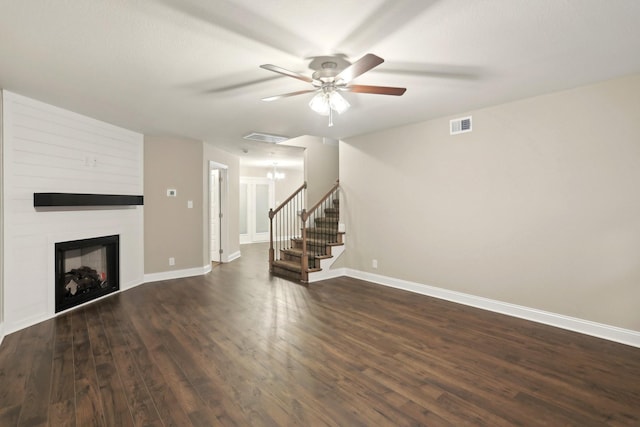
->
[204, 142, 240, 262]
[340, 73, 640, 331]
[144, 136, 204, 273]
[288, 135, 339, 205]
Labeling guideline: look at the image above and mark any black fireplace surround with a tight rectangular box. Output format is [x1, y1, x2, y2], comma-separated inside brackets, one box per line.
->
[55, 235, 120, 312]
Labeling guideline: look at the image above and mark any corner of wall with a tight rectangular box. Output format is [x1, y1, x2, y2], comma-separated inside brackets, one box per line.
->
[0, 88, 4, 345]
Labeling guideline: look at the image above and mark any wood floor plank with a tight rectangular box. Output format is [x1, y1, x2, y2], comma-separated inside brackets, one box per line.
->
[47, 400, 75, 427]
[83, 304, 134, 427]
[0, 405, 22, 426]
[96, 304, 162, 427]
[16, 320, 54, 427]
[49, 314, 75, 406]
[1, 242, 640, 425]
[70, 309, 105, 427]
[0, 324, 41, 409]
[119, 309, 202, 426]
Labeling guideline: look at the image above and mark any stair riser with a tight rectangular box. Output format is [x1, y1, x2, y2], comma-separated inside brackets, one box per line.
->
[292, 243, 330, 256]
[315, 220, 338, 227]
[300, 234, 343, 245]
[305, 233, 339, 241]
[280, 252, 317, 268]
[271, 266, 302, 281]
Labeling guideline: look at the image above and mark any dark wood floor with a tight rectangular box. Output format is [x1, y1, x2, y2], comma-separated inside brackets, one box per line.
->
[1, 243, 639, 426]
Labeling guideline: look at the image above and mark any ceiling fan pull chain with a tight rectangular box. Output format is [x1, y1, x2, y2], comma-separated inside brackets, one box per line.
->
[329, 107, 334, 127]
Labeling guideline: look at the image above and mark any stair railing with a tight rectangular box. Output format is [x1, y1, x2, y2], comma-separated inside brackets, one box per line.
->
[269, 182, 306, 273]
[299, 180, 340, 281]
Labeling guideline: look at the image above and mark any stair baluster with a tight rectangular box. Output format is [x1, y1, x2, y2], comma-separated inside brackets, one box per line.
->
[269, 182, 306, 278]
[270, 180, 341, 282]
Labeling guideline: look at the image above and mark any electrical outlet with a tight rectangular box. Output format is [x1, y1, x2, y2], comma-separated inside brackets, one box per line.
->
[167, 189, 177, 197]
[372, 259, 378, 269]
[169, 257, 175, 266]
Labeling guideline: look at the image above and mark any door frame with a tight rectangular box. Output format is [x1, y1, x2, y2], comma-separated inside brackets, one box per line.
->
[208, 161, 229, 262]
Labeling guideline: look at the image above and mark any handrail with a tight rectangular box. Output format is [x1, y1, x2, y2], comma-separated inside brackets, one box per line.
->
[299, 180, 340, 281]
[269, 181, 306, 275]
[269, 179, 340, 282]
[270, 182, 306, 219]
[301, 179, 339, 222]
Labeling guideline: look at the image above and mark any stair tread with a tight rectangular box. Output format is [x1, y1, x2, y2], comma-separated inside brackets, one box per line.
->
[282, 248, 333, 259]
[292, 237, 341, 245]
[305, 227, 345, 235]
[273, 260, 322, 273]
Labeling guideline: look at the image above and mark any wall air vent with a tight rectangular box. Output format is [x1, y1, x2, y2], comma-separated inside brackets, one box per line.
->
[243, 132, 290, 144]
[450, 116, 472, 135]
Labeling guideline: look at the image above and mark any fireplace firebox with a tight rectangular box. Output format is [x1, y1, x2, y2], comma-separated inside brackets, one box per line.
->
[55, 235, 119, 312]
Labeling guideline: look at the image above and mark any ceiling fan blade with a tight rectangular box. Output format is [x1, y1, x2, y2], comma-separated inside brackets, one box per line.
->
[262, 89, 317, 102]
[335, 53, 384, 83]
[260, 64, 314, 83]
[345, 84, 406, 96]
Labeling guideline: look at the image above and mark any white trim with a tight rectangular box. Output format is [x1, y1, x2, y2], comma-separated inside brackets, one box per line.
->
[208, 160, 228, 169]
[226, 251, 241, 262]
[208, 160, 229, 265]
[144, 264, 212, 284]
[344, 269, 640, 349]
[4, 285, 136, 335]
[309, 266, 346, 283]
[307, 241, 346, 283]
[0, 323, 4, 347]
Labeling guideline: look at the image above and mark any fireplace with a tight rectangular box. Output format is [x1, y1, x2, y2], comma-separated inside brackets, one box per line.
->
[55, 235, 119, 312]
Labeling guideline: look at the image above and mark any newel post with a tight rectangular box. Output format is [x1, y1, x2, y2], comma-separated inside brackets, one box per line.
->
[268, 208, 274, 272]
[300, 208, 309, 281]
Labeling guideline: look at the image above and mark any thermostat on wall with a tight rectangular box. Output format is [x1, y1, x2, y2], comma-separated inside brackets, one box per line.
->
[167, 189, 177, 197]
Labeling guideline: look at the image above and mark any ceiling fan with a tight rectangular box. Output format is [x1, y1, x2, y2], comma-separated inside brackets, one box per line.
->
[260, 53, 406, 126]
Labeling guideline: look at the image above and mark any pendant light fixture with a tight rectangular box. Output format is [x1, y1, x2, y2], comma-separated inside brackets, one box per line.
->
[267, 163, 285, 180]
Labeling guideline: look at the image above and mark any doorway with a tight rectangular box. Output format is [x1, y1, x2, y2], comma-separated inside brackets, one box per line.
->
[209, 161, 228, 263]
[240, 177, 274, 244]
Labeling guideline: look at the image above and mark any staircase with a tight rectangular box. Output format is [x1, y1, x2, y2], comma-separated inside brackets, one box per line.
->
[269, 181, 344, 283]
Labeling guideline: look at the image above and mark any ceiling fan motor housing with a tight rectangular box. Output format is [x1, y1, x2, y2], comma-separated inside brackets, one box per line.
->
[312, 61, 342, 83]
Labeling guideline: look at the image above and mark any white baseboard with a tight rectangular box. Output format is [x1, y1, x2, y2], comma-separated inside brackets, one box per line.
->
[226, 251, 241, 262]
[345, 269, 640, 348]
[4, 285, 138, 335]
[144, 264, 212, 284]
[308, 236, 347, 283]
[308, 266, 346, 283]
[120, 278, 145, 291]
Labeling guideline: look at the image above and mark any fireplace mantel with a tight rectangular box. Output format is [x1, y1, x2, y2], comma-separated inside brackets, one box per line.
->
[34, 193, 144, 207]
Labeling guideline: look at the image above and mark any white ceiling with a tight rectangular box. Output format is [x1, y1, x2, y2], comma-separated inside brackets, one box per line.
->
[1, 0, 640, 168]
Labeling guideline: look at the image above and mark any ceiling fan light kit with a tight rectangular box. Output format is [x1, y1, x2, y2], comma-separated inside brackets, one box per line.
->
[260, 53, 406, 127]
[309, 90, 350, 115]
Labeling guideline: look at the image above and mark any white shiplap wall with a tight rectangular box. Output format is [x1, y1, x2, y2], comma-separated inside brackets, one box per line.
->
[2, 91, 144, 333]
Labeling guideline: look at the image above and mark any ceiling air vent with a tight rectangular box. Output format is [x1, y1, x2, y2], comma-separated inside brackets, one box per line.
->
[243, 132, 289, 144]
[450, 116, 472, 135]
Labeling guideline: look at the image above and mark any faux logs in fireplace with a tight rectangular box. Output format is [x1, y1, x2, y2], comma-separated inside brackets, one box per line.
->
[55, 235, 119, 312]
